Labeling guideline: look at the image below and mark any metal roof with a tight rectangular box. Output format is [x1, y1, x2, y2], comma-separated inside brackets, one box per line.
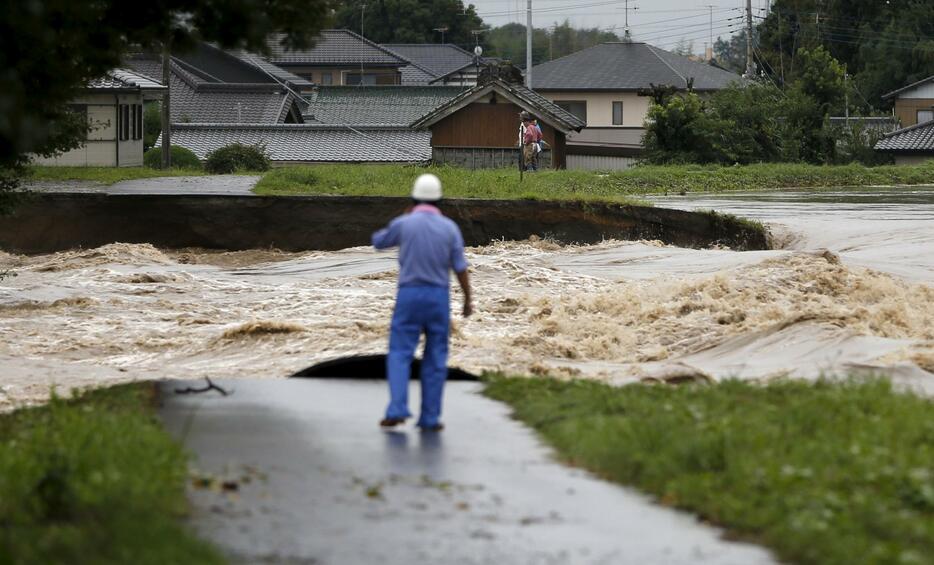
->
[266, 30, 408, 66]
[411, 79, 586, 133]
[874, 120, 934, 153]
[383, 44, 475, 78]
[165, 124, 430, 162]
[303, 86, 465, 126]
[88, 69, 165, 91]
[531, 42, 741, 91]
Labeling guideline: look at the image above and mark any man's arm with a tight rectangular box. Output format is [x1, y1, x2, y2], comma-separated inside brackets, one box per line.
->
[450, 228, 472, 317]
[456, 269, 472, 317]
[372, 217, 402, 250]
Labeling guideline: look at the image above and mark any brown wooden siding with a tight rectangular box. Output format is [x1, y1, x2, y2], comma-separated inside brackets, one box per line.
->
[430, 102, 558, 150]
[894, 98, 934, 127]
[553, 131, 566, 169]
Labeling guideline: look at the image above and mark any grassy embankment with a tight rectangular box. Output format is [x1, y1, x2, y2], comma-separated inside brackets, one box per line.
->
[484, 375, 934, 565]
[27, 166, 205, 185]
[0, 384, 225, 565]
[254, 161, 934, 199]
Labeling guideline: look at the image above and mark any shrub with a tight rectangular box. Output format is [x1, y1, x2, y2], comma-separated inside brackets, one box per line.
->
[204, 143, 271, 174]
[143, 102, 161, 150]
[143, 145, 201, 170]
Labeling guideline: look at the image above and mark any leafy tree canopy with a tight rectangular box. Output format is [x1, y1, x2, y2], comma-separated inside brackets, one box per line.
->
[335, 0, 483, 46]
[486, 20, 621, 68]
[0, 0, 332, 173]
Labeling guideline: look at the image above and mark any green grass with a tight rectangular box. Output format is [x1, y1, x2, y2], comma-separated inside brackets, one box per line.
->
[254, 162, 934, 200]
[27, 166, 206, 185]
[0, 384, 226, 565]
[483, 375, 934, 565]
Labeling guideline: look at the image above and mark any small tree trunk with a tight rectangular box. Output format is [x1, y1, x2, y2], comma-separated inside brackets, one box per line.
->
[161, 41, 171, 168]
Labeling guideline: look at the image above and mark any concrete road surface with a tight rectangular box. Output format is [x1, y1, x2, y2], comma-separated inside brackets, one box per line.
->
[160, 378, 775, 565]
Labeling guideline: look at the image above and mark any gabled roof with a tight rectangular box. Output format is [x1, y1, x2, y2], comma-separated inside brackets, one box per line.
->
[531, 42, 741, 91]
[882, 74, 934, 100]
[411, 79, 586, 133]
[303, 86, 465, 126]
[125, 54, 304, 124]
[874, 119, 934, 153]
[88, 69, 165, 91]
[382, 44, 475, 78]
[400, 64, 437, 85]
[266, 30, 408, 66]
[166, 124, 430, 162]
[229, 50, 315, 90]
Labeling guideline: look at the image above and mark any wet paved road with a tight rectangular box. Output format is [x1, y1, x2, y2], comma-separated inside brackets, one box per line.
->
[161, 379, 775, 565]
[27, 175, 260, 195]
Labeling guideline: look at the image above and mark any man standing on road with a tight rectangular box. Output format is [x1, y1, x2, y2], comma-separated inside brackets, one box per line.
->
[372, 174, 473, 431]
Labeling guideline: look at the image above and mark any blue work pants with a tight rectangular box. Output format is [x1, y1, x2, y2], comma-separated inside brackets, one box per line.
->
[385, 285, 450, 427]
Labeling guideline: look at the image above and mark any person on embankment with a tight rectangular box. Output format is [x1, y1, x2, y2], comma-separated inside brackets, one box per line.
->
[371, 173, 473, 431]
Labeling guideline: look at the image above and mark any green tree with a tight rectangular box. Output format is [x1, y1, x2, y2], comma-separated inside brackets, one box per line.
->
[0, 0, 332, 212]
[486, 20, 620, 68]
[335, 0, 483, 46]
[643, 92, 730, 164]
[713, 31, 748, 75]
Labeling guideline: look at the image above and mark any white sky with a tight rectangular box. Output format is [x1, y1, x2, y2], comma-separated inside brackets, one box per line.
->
[467, 0, 771, 52]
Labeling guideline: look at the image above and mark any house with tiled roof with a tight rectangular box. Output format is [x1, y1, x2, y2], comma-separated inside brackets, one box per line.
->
[265, 30, 409, 86]
[383, 44, 484, 86]
[126, 43, 306, 125]
[874, 120, 934, 165]
[34, 69, 166, 167]
[303, 86, 465, 126]
[531, 41, 741, 169]
[412, 77, 585, 169]
[881, 74, 934, 129]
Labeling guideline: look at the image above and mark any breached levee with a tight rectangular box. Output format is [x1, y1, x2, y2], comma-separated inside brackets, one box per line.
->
[0, 193, 768, 253]
[1, 234, 932, 409]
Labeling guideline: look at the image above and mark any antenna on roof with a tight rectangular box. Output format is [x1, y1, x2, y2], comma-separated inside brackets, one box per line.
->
[622, 0, 638, 42]
[434, 26, 448, 44]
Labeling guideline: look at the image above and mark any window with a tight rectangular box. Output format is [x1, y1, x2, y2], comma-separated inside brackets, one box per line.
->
[345, 72, 377, 85]
[133, 104, 143, 140]
[119, 104, 130, 141]
[612, 101, 624, 125]
[918, 109, 934, 124]
[555, 100, 587, 124]
[320, 72, 332, 85]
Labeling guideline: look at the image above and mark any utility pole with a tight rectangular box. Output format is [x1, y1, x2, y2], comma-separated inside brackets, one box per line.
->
[744, 0, 754, 78]
[434, 26, 448, 44]
[160, 39, 171, 168]
[704, 5, 716, 61]
[622, 0, 638, 41]
[359, 3, 366, 86]
[525, 0, 532, 88]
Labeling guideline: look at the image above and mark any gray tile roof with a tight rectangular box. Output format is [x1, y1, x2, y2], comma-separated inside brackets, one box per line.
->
[874, 120, 934, 153]
[399, 64, 436, 85]
[303, 86, 465, 126]
[383, 44, 475, 78]
[531, 42, 741, 91]
[88, 68, 165, 91]
[126, 55, 303, 124]
[266, 30, 407, 66]
[411, 79, 586, 133]
[166, 124, 430, 162]
[231, 50, 315, 90]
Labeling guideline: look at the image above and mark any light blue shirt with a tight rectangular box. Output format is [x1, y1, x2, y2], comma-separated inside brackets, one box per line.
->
[372, 205, 469, 288]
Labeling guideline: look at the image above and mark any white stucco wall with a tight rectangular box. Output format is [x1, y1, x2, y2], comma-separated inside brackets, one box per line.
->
[33, 92, 145, 167]
[898, 81, 934, 99]
[542, 91, 650, 127]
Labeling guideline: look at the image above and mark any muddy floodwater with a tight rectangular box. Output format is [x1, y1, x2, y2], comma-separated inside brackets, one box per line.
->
[1, 186, 933, 408]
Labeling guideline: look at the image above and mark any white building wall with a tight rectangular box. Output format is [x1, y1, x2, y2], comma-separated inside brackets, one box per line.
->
[33, 92, 145, 167]
[901, 81, 934, 99]
[567, 154, 638, 171]
[543, 91, 650, 127]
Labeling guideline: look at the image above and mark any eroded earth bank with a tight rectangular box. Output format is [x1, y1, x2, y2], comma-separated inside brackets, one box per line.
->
[1, 187, 933, 409]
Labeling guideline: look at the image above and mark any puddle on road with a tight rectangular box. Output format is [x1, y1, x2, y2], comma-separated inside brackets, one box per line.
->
[1, 188, 933, 408]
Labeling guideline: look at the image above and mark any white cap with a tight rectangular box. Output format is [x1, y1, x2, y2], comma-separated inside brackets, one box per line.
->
[411, 173, 442, 202]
